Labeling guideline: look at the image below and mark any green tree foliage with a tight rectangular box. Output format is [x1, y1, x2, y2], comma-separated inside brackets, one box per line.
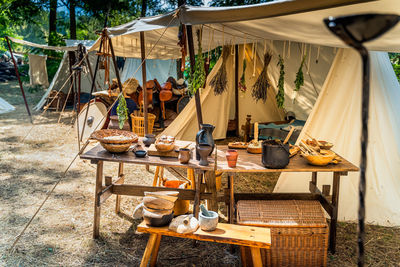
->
[389, 53, 400, 82]
[210, 0, 272, 7]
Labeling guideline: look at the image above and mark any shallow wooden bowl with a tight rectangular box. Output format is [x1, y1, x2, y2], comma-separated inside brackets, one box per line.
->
[100, 142, 132, 153]
[303, 151, 336, 166]
[91, 129, 138, 144]
[155, 140, 175, 152]
[247, 146, 262, 154]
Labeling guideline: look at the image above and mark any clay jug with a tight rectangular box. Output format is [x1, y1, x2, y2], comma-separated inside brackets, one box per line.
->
[196, 124, 215, 159]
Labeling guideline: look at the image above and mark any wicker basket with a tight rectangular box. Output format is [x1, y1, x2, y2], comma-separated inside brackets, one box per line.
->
[130, 113, 156, 137]
[237, 200, 329, 267]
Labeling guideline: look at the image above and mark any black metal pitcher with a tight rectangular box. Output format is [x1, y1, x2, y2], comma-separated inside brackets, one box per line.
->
[196, 124, 215, 160]
[262, 140, 290, 169]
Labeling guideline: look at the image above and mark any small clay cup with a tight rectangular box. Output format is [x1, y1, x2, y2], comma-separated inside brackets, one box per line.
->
[143, 134, 156, 147]
[226, 149, 238, 168]
[178, 148, 191, 164]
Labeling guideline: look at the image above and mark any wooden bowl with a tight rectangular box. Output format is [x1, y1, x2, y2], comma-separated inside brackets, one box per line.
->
[155, 140, 175, 152]
[143, 196, 175, 210]
[247, 146, 262, 154]
[91, 129, 138, 144]
[100, 142, 132, 153]
[303, 151, 336, 166]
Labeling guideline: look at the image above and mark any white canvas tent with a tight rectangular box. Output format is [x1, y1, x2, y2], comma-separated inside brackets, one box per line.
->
[121, 58, 177, 84]
[0, 97, 15, 114]
[87, 0, 400, 226]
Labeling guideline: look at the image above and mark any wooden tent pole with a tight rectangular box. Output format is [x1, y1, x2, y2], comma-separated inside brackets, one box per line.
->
[107, 35, 124, 107]
[186, 25, 203, 129]
[140, 31, 149, 134]
[235, 44, 239, 136]
[5, 36, 33, 123]
[85, 55, 97, 92]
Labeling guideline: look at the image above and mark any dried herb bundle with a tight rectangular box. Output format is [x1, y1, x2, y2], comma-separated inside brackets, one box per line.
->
[116, 95, 128, 129]
[251, 52, 272, 102]
[294, 54, 306, 91]
[210, 46, 230, 95]
[188, 29, 206, 94]
[276, 55, 285, 108]
[239, 58, 247, 92]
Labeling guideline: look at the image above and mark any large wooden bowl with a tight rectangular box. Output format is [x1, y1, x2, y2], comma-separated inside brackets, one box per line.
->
[155, 140, 175, 152]
[90, 129, 138, 144]
[303, 151, 336, 166]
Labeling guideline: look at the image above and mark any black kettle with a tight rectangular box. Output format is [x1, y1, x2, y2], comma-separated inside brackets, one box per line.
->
[262, 140, 290, 169]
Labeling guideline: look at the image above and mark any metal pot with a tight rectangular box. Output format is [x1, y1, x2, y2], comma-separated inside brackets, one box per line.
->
[262, 140, 290, 169]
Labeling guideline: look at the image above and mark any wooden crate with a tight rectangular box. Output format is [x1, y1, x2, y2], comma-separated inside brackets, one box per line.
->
[237, 200, 329, 267]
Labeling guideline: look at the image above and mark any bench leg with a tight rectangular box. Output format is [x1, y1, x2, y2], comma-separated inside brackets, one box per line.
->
[115, 163, 124, 214]
[140, 234, 158, 267]
[250, 247, 263, 267]
[240, 246, 248, 267]
[150, 234, 162, 267]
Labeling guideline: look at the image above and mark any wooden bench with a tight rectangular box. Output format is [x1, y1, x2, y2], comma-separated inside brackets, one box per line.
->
[137, 221, 271, 267]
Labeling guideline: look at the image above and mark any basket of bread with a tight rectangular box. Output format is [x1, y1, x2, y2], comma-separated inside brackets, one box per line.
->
[90, 129, 138, 153]
[299, 137, 341, 166]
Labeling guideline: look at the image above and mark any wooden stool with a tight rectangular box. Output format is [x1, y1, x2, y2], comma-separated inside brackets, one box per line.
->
[137, 221, 271, 267]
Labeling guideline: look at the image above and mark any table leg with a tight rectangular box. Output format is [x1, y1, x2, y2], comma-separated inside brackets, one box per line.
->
[205, 171, 218, 212]
[115, 162, 124, 214]
[329, 172, 341, 253]
[250, 247, 263, 267]
[140, 233, 158, 267]
[150, 234, 162, 267]
[193, 171, 202, 219]
[93, 160, 103, 239]
[228, 174, 235, 224]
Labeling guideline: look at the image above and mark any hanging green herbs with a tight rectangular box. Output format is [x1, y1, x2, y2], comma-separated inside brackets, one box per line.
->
[251, 52, 272, 102]
[276, 55, 285, 108]
[210, 46, 229, 95]
[239, 58, 247, 92]
[188, 29, 206, 94]
[116, 94, 128, 129]
[294, 54, 306, 91]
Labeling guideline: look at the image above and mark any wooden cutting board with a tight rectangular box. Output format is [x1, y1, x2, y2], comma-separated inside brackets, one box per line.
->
[147, 140, 194, 158]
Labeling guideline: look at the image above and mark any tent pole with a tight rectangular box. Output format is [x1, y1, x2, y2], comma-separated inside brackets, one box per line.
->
[5, 36, 33, 124]
[80, 32, 105, 141]
[186, 25, 203, 129]
[85, 55, 97, 92]
[140, 31, 149, 134]
[235, 44, 239, 136]
[107, 35, 125, 110]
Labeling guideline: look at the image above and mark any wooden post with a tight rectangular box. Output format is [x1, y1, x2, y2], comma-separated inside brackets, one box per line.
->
[115, 162, 124, 214]
[77, 70, 81, 113]
[330, 172, 341, 253]
[235, 44, 239, 136]
[140, 31, 149, 134]
[5, 36, 33, 123]
[186, 25, 203, 129]
[108, 36, 124, 96]
[93, 160, 103, 238]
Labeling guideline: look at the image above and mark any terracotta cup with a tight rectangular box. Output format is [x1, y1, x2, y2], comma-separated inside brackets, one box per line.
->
[226, 149, 238, 168]
[178, 148, 191, 164]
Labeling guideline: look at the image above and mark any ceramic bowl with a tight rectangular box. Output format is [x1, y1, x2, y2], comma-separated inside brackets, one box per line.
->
[134, 150, 147, 158]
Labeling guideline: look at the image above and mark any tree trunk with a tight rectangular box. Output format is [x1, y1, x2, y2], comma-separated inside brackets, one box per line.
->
[141, 0, 147, 17]
[49, 0, 57, 45]
[69, 0, 76, 40]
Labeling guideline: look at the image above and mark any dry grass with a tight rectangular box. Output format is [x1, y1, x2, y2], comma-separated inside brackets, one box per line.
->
[0, 81, 399, 266]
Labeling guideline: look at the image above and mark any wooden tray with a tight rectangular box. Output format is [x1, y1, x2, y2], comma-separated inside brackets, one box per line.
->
[228, 142, 248, 149]
[148, 140, 193, 158]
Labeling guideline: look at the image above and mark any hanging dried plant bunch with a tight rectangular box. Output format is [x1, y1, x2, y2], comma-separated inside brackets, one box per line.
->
[239, 58, 247, 92]
[294, 54, 306, 91]
[252, 52, 272, 102]
[210, 46, 230, 95]
[276, 55, 285, 108]
[188, 29, 206, 94]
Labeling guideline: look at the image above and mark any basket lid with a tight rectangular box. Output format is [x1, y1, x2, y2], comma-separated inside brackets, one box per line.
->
[237, 200, 327, 228]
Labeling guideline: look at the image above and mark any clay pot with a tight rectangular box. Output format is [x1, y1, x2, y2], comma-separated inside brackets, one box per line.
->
[226, 149, 238, 168]
[143, 134, 156, 147]
[178, 148, 191, 164]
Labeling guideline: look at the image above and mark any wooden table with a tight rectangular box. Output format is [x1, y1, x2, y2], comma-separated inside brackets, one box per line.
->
[80, 141, 215, 239]
[137, 221, 271, 267]
[213, 145, 359, 254]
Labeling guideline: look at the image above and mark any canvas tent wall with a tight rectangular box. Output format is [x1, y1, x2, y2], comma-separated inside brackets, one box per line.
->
[161, 41, 336, 140]
[120, 58, 177, 84]
[0, 97, 15, 114]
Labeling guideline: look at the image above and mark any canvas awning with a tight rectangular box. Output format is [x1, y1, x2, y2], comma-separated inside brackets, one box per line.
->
[89, 0, 400, 58]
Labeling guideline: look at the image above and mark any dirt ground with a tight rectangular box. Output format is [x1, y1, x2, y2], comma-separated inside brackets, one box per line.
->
[0, 81, 399, 266]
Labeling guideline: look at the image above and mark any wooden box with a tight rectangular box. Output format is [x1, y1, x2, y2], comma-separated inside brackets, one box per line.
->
[237, 200, 329, 267]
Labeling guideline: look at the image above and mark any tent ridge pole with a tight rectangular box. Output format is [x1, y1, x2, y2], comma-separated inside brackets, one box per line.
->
[186, 24, 203, 129]
[140, 31, 149, 134]
[5, 36, 33, 124]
